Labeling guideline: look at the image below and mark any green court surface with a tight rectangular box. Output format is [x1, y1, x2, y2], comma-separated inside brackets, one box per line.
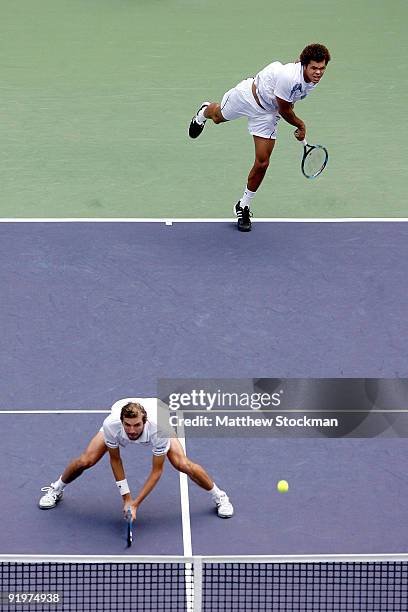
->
[0, 0, 407, 218]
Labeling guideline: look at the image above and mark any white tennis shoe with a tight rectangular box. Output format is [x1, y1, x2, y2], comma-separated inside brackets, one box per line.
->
[39, 486, 63, 509]
[188, 102, 210, 139]
[214, 491, 234, 518]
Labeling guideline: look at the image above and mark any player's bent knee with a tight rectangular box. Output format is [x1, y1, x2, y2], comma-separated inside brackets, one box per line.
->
[79, 453, 98, 470]
[213, 107, 225, 125]
[255, 158, 270, 172]
[177, 458, 193, 475]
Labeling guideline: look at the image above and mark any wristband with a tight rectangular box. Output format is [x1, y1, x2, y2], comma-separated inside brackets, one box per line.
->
[116, 479, 130, 496]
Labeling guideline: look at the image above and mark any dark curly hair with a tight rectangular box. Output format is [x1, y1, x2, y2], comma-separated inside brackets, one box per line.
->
[120, 402, 147, 423]
[300, 43, 331, 66]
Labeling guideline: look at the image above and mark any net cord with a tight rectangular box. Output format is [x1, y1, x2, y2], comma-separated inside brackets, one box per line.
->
[1, 554, 407, 564]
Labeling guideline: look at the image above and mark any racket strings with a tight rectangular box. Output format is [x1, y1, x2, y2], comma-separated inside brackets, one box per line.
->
[303, 147, 327, 178]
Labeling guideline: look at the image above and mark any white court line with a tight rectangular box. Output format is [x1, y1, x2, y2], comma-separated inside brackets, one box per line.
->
[161, 409, 408, 414]
[176, 425, 192, 557]
[0, 410, 110, 414]
[0, 218, 408, 223]
[3, 409, 408, 414]
[176, 420, 195, 612]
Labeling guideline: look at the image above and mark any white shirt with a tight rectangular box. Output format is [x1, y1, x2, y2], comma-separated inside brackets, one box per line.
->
[102, 397, 171, 456]
[254, 61, 317, 112]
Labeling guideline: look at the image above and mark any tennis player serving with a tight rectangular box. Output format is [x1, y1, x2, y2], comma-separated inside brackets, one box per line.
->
[189, 43, 331, 232]
[38, 398, 233, 520]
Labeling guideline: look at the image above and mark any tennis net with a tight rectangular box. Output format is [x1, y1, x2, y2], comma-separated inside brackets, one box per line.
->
[0, 554, 407, 611]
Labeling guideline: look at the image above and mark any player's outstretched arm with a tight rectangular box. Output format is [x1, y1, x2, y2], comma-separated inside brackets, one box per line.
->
[130, 455, 166, 514]
[276, 97, 306, 141]
[108, 446, 132, 513]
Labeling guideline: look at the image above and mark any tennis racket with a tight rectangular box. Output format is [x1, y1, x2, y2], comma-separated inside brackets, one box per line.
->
[301, 139, 328, 179]
[126, 507, 133, 547]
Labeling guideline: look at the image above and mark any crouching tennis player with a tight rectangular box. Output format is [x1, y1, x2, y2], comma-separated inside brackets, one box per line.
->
[38, 398, 234, 519]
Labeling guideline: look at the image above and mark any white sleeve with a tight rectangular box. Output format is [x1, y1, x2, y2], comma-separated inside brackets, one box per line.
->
[102, 417, 119, 449]
[151, 433, 171, 456]
[274, 72, 294, 102]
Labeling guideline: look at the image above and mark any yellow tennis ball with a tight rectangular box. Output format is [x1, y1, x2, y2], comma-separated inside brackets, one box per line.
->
[277, 480, 289, 493]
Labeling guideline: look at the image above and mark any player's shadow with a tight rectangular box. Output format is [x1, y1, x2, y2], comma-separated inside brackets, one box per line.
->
[56, 498, 184, 536]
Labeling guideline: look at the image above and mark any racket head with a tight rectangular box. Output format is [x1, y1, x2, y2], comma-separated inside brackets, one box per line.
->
[126, 507, 133, 547]
[301, 143, 328, 179]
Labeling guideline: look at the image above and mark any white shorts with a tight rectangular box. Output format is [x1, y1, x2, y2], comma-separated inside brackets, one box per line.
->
[220, 78, 280, 139]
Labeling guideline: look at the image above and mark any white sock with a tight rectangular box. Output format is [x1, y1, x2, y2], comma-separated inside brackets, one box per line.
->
[240, 187, 256, 209]
[209, 484, 222, 499]
[196, 106, 208, 125]
[52, 477, 66, 493]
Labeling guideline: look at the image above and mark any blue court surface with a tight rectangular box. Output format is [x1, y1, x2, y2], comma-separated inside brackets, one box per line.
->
[1, 221, 408, 559]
